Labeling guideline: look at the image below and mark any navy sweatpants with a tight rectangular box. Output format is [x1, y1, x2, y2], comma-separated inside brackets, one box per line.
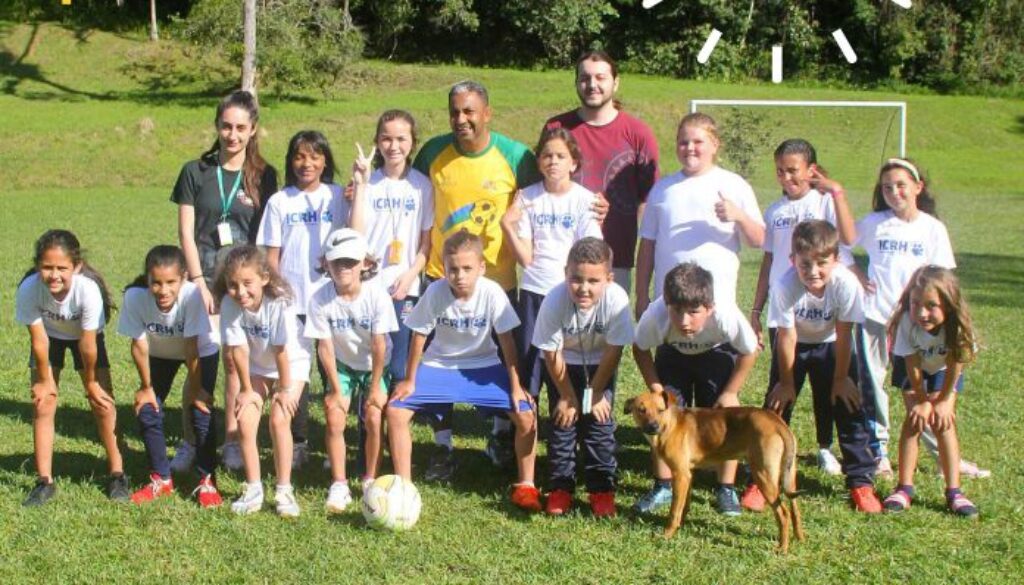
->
[546, 364, 617, 493]
[137, 354, 219, 479]
[765, 336, 875, 488]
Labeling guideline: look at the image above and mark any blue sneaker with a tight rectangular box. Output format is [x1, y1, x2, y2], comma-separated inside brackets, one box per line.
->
[715, 485, 741, 517]
[633, 483, 673, 514]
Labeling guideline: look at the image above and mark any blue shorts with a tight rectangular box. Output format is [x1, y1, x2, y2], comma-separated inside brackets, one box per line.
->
[900, 367, 964, 394]
[389, 364, 532, 415]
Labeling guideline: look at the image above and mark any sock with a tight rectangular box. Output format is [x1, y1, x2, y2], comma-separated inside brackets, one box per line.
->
[492, 417, 512, 435]
[276, 484, 293, 493]
[434, 429, 453, 450]
[945, 487, 962, 500]
[515, 480, 535, 488]
[719, 483, 736, 491]
[655, 478, 671, 490]
[896, 484, 916, 498]
[247, 481, 263, 492]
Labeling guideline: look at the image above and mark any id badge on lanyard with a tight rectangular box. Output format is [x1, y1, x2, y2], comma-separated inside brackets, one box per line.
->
[217, 166, 243, 248]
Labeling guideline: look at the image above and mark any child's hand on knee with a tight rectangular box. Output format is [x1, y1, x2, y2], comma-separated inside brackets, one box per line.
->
[31, 380, 57, 406]
[273, 387, 300, 418]
[908, 400, 933, 433]
[235, 390, 263, 418]
[133, 385, 159, 415]
[390, 380, 415, 402]
[931, 398, 956, 432]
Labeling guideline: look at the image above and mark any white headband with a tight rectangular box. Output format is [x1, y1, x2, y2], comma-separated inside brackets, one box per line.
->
[885, 158, 921, 182]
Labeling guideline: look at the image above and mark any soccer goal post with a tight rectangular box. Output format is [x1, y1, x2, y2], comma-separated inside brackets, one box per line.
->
[690, 99, 906, 157]
[688, 99, 907, 209]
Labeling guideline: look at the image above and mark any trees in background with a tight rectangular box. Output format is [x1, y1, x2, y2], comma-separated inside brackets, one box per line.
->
[3, 0, 1020, 94]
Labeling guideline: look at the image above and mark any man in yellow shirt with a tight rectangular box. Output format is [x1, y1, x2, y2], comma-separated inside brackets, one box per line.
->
[411, 81, 540, 479]
[414, 80, 540, 292]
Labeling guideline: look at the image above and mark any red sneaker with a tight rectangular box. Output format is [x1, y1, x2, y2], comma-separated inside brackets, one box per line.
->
[131, 474, 173, 504]
[545, 489, 573, 515]
[510, 483, 542, 513]
[588, 491, 616, 518]
[194, 475, 223, 509]
[850, 486, 882, 514]
[740, 483, 766, 512]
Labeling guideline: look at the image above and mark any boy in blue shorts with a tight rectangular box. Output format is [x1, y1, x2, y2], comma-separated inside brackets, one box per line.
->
[632, 262, 759, 515]
[387, 231, 541, 511]
[531, 238, 634, 517]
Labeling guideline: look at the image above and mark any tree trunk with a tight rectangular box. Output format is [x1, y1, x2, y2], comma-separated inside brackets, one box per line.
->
[241, 0, 257, 95]
[149, 0, 159, 41]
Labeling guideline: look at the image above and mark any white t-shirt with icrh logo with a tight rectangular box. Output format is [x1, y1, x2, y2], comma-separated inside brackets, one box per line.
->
[768, 264, 864, 344]
[361, 168, 434, 295]
[118, 281, 219, 360]
[405, 276, 520, 370]
[634, 297, 758, 356]
[16, 273, 105, 340]
[303, 280, 398, 371]
[856, 210, 955, 325]
[531, 281, 634, 366]
[515, 181, 603, 295]
[220, 294, 310, 381]
[257, 183, 350, 314]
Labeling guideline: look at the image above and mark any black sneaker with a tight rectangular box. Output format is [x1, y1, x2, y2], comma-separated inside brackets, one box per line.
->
[485, 431, 515, 469]
[107, 473, 131, 502]
[23, 478, 56, 507]
[423, 449, 456, 483]
[715, 485, 742, 517]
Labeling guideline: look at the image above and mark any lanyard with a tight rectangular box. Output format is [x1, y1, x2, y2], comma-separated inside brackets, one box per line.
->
[217, 166, 243, 222]
[573, 304, 596, 389]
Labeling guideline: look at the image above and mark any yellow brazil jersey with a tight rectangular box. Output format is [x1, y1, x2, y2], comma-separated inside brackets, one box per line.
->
[413, 132, 539, 291]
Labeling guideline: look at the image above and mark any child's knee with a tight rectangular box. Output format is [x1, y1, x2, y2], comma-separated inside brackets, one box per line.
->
[137, 403, 163, 427]
[510, 409, 535, 431]
[269, 404, 292, 431]
[387, 406, 412, 428]
[33, 392, 57, 417]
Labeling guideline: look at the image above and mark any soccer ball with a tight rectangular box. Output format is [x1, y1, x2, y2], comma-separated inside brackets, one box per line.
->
[361, 475, 422, 530]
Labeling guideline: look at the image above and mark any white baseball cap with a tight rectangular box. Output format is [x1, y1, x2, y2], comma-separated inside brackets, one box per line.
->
[323, 228, 368, 262]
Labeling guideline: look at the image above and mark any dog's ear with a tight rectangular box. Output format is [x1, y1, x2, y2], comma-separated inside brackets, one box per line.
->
[623, 397, 636, 415]
[663, 390, 678, 409]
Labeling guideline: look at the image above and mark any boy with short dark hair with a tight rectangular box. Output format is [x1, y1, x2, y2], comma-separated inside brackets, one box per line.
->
[744, 220, 881, 513]
[633, 263, 759, 515]
[531, 238, 633, 517]
[386, 231, 541, 511]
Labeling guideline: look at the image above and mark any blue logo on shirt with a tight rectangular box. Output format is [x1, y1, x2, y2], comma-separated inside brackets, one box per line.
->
[373, 196, 417, 213]
[146, 322, 184, 336]
[669, 340, 714, 353]
[437, 315, 488, 330]
[877, 239, 925, 257]
[42, 309, 80, 322]
[328, 316, 356, 331]
[564, 322, 607, 336]
[535, 213, 576, 229]
[772, 212, 815, 230]
[794, 307, 834, 322]
[284, 209, 333, 225]
[241, 324, 270, 339]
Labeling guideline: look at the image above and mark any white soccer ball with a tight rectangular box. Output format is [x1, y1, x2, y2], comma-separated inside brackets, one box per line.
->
[361, 475, 422, 530]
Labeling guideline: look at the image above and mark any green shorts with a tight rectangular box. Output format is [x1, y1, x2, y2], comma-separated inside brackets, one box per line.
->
[333, 361, 390, 399]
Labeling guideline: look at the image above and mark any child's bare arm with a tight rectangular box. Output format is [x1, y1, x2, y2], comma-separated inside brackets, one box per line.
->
[831, 321, 861, 411]
[750, 253, 772, 345]
[543, 349, 579, 428]
[718, 350, 757, 408]
[635, 239, 656, 320]
[391, 332, 426, 401]
[496, 330, 526, 399]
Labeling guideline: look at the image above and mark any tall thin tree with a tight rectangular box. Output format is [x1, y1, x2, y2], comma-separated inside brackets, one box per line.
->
[241, 0, 257, 94]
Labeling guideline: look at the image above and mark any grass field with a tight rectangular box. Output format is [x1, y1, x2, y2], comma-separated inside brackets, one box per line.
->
[1, 23, 1023, 584]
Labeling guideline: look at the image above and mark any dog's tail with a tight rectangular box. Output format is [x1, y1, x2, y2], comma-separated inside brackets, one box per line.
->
[781, 425, 800, 499]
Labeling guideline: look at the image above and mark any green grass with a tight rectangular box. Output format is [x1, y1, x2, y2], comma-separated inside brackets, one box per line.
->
[2, 22, 1024, 584]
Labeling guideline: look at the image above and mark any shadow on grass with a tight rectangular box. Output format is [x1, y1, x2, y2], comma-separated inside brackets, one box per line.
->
[0, 23, 318, 108]
[0, 450, 116, 488]
[955, 252, 1024, 310]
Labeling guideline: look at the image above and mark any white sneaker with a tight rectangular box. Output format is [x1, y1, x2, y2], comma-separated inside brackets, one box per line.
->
[222, 441, 243, 472]
[292, 442, 309, 471]
[325, 481, 352, 514]
[169, 440, 196, 474]
[875, 457, 894, 479]
[231, 482, 264, 515]
[935, 459, 993, 479]
[361, 477, 374, 494]
[275, 485, 301, 518]
[817, 448, 843, 476]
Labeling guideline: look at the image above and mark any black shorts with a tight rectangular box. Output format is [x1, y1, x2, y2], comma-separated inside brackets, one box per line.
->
[654, 343, 739, 408]
[29, 333, 110, 371]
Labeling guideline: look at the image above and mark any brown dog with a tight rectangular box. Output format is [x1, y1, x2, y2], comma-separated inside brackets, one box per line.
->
[625, 389, 804, 552]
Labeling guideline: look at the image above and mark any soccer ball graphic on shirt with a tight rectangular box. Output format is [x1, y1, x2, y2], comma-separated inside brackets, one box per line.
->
[642, 0, 914, 83]
[361, 474, 422, 530]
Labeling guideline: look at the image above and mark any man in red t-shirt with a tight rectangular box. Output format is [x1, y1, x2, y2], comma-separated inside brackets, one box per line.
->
[545, 50, 660, 292]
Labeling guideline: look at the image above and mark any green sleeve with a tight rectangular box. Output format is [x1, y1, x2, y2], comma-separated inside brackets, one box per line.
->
[413, 134, 454, 176]
[492, 132, 540, 188]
